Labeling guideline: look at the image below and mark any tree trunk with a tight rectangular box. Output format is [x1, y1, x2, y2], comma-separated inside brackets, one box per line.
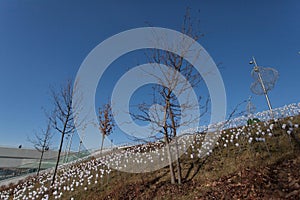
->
[51, 132, 65, 185]
[37, 148, 44, 177]
[169, 107, 182, 184]
[166, 139, 176, 184]
[174, 137, 182, 184]
[100, 134, 105, 156]
[51, 114, 69, 186]
[163, 98, 176, 184]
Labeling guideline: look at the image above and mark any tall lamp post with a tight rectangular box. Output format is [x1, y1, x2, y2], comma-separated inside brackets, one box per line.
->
[249, 56, 274, 117]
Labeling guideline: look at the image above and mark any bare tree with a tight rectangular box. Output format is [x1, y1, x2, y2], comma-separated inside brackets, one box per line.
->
[98, 103, 114, 156]
[48, 80, 83, 186]
[132, 8, 207, 184]
[28, 121, 52, 177]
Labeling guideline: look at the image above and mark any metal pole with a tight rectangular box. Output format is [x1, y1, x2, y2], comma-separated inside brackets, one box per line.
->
[65, 132, 74, 162]
[78, 128, 86, 157]
[247, 96, 253, 117]
[252, 57, 274, 117]
[78, 140, 82, 156]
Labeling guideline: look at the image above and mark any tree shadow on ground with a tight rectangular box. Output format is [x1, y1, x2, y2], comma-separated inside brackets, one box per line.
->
[184, 157, 208, 182]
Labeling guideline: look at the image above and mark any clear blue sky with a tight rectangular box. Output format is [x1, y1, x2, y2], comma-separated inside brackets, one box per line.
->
[0, 0, 299, 150]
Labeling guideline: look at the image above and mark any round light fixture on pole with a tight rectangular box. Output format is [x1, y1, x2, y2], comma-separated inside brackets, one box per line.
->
[249, 56, 278, 118]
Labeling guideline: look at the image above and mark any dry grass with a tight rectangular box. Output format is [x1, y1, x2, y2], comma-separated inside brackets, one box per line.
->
[1, 116, 299, 199]
[68, 116, 300, 199]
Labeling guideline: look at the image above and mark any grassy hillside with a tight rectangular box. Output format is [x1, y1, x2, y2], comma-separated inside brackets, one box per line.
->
[1, 114, 300, 199]
[72, 116, 300, 200]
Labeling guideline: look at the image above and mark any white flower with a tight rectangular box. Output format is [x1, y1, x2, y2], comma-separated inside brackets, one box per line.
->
[268, 133, 272, 137]
[255, 137, 265, 142]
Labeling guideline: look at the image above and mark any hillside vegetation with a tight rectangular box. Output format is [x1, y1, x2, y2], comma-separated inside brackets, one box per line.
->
[1, 107, 300, 199]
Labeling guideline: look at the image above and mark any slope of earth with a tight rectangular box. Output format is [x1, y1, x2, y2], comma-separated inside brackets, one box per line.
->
[1, 114, 300, 200]
[73, 117, 300, 200]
